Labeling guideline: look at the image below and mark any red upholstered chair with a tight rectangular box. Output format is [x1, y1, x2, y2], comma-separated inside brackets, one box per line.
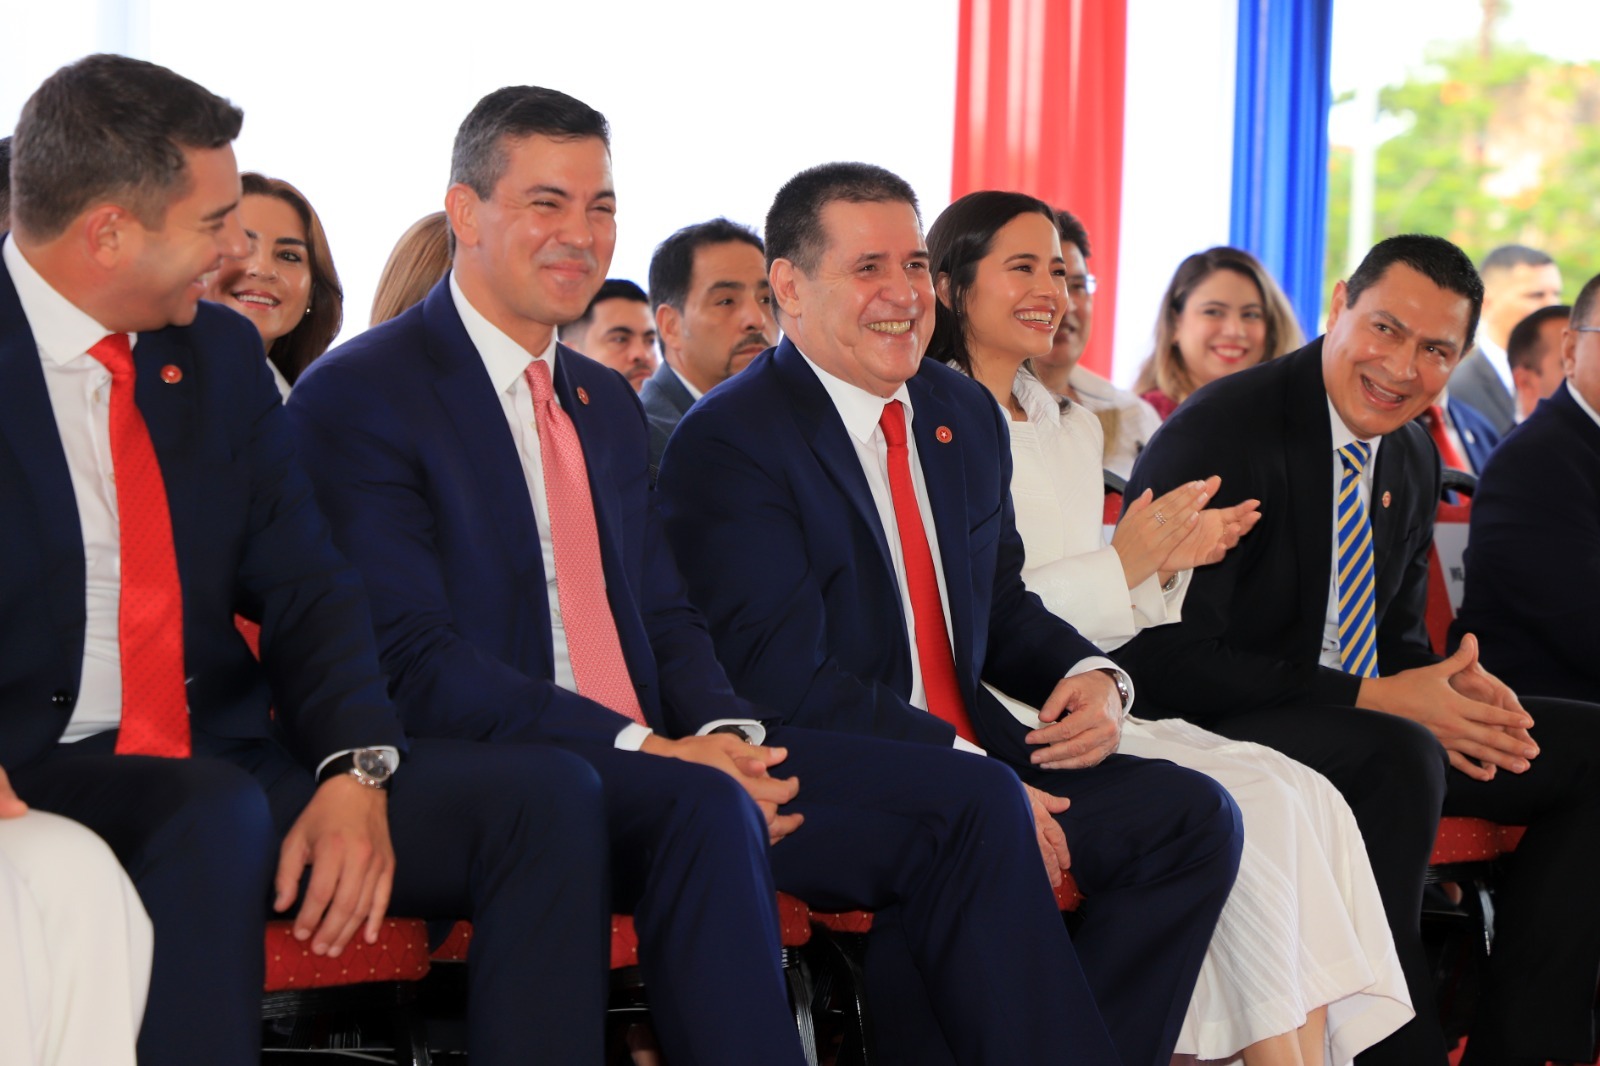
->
[261, 917, 434, 1065]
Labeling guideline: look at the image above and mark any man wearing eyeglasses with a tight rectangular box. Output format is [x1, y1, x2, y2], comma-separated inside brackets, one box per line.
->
[1028, 209, 1161, 479]
[1452, 277, 1600, 704]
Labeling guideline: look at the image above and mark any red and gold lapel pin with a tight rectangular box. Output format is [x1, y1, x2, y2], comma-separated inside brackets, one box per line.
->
[1381, 490, 1392, 509]
[160, 365, 183, 384]
[935, 425, 953, 443]
[576, 386, 590, 405]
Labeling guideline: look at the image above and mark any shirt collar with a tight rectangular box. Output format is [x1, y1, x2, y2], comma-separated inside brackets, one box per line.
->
[1326, 394, 1382, 463]
[668, 362, 704, 402]
[450, 271, 558, 394]
[796, 345, 914, 445]
[3, 234, 128, 366]
[1476, 335, 1513, 389]
[1569, 380, 1600, 431]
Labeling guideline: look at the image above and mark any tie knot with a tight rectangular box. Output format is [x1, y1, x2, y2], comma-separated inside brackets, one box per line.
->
[524, 358, 555, 403]
[878, 400, 908, 447]
[1423, 404, 1446, 427]
[1338, 440, 1372, 475]
[89, 334, 134, 378]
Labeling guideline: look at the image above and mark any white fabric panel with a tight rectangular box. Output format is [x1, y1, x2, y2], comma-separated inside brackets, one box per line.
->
[1112, 0, 1239, 388]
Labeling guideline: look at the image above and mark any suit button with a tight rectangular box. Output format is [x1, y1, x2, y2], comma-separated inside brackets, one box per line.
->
[51, 690, 75, 710]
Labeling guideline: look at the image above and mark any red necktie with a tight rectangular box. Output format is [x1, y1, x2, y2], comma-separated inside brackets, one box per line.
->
[525, 360, 644, 723]
[88, 335, 190, 757]
[878, 401, 976, 743]
[1420, 404, 1470, 472]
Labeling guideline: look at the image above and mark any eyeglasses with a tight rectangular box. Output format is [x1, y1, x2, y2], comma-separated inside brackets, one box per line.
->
[1066, 274, 1098, 299]
[1574, 326, 1600, 334]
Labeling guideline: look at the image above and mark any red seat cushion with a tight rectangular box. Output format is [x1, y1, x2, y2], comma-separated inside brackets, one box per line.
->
[264, 918, 431, 991]
[1429, 817, 1527, 865]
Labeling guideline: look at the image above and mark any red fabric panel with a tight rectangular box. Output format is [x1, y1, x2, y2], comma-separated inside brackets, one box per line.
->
[263, 917, 431, 991]
[954, 0, 1128, 378]
[1429, 817, 1526, 866]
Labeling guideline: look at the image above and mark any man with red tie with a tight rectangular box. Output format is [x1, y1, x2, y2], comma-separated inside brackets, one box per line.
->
[0, 55, 615, 1065]
[656, 162, 1244, 1066]
[290, 86, 1111, 1065]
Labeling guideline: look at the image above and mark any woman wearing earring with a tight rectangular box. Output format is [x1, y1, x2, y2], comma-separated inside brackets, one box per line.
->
[205, 173, 342, 397]
[1135, 246, 1302, 420]
[927, 191, 1412, 1066]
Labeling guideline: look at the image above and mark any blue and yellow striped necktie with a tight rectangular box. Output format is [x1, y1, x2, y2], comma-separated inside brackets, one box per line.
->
[1335, 441, 1379, 678]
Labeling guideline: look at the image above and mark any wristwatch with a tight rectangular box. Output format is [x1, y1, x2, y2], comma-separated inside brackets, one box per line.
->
[1099, 669, 1132, 711]
[318, 748, 394, 791]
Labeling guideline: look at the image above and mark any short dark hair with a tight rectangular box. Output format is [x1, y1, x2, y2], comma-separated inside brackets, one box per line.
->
[764, 162, 919, 274]
[1506, 304, 1572, 372]
[569, 278, 648, 330]
[1054, 208, 1091, 260]
[1480, 243, 1555, 276]
[1572, 273, 1600, 331]
[925, 190, 1057, 376]
[648, 218, 764, 312]
[451, 86, 609, 200]
[1346, 234, 1484, 352]
[10, 54, 242, 240]
[0, 136, 12, 232]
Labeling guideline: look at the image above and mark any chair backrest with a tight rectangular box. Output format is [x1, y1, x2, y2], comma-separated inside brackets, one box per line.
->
[1102, 469, 1125, 542]
[1425, 468, 1477, 654]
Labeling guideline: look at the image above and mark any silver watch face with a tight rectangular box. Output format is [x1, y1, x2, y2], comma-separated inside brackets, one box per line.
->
[353, 748, 391, 781]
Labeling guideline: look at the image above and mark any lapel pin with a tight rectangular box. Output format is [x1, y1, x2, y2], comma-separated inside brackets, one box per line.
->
[576, 386, 590, 405]
[160, 365, 183, 384]
[935, 425, 953, 443]
[1381, 490, 1392, 509]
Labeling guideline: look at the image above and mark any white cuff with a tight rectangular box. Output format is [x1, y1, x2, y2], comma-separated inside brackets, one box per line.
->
[952, 735, 987, 756]
[614, 723, 653, 751]
[314, 746, 401, 779]
[694, 719, 768, 745]
[1065, 657, 1134, 718]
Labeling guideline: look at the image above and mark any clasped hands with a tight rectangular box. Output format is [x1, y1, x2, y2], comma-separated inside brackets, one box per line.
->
[1016, 670, 1125, 884]
[1113, 475, 1262, 589]
[1359, 633, 1538, 782]
[642, 732, 803, 845]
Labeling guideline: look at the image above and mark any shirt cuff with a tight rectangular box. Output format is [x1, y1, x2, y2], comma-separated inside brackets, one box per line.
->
[1065, 657, 1134, 718]
[314, 746, 401, 780]
[694, 719, 768, 745]
[952, 735, 988, 756]
[614, 722, 653, 751]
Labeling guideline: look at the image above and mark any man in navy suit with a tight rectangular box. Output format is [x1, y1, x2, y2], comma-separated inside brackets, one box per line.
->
[0, 56, 610, 1065]
[290, 87, 1111, 1066]
[1119, 236, 1600, 1065]
[1453, 279, 1600, 701]
[657, 162, 1243, 1066]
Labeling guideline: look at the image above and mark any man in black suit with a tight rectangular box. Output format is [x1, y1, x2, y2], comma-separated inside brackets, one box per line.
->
[1452, 277, 1600, 701]
[640, 217, 774, 469]
[1120, 234, 1600, 1066]
[1452, 244, 1564, 433]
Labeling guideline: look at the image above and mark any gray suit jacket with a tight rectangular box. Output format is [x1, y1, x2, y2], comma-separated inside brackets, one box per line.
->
[639, 359, 697, 474]
[1451, 348, 1516, 434]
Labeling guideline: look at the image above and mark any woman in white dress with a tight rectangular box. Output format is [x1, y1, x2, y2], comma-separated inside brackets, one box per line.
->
[925, 191, 1413, 1066]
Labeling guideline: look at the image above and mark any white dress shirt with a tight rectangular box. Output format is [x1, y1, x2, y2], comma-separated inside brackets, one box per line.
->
[1065, 364, 1164, 482]
[7, 235, 394, 776]
[796, 351, 1127, 753]
[1570, 381, 1600, 430]
[668, 362, 704, 402]
[450, 275, 651, 751]
[1320, 397, 1383, 670]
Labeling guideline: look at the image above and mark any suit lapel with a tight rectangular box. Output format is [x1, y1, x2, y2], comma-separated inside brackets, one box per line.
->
[906, 371, 976, 683]
[0, 260, 85, 639]
[1284, 344, 1337, 640]
[423, 285, 546, 588]
[773, 340, 897, 578]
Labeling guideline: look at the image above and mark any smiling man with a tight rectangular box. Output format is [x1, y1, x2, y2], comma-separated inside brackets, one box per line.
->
[559, 277, 657, 390]
[1118, 234, 1600, 1066]
[641, 218, 775, 468]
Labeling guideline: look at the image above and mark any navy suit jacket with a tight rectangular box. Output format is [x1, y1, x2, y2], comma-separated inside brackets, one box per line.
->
[288, 278, 757, 746]
[1450, 382, 1600, 699]
[656, 338, 1104, 767]
[638, 359, 696, 472]
[0, 255, 404, 772]
[1449, 395, 1501, 474]
[1117, 341, 1443, 721]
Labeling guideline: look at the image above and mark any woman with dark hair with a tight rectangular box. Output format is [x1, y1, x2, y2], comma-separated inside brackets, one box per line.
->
[204, 173, 342, 396]
[1135, 246, 1303, 419]
[370, 211, 450, 327]
[927, 191, 1411, 1066]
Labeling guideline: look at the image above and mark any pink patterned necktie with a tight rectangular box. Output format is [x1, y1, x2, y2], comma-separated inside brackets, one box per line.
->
[524, 359, 644, 723]
[88, 334, 191, 757]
